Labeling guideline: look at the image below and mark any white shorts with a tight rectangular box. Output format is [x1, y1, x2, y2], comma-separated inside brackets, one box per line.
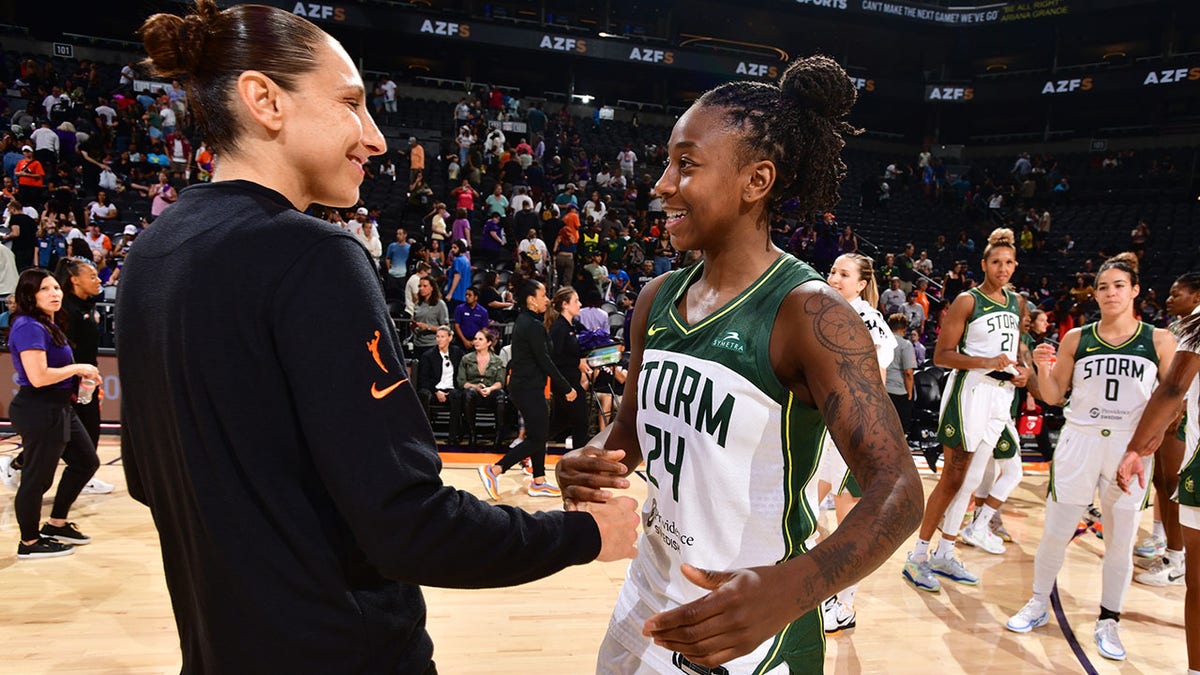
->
[1180, 504, 1200, 531]
[937, 370, 1018, 455]
[815, 431, 852, 495]
[1049, 424, 1150, 510]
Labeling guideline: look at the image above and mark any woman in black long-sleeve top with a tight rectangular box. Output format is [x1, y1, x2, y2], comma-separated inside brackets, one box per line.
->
[545, 286, 592, 450]
[478, 279, 576, 499]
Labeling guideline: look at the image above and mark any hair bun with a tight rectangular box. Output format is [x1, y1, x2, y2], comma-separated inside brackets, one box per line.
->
[988, 227, 1016, 247]
[778, 55, 856, 120]
[140, 0, 219, 78]
[1108, 251, 1139, 273]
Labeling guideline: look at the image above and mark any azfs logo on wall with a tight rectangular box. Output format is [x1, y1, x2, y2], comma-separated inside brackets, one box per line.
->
[420, 19, 471, 37]
[925, 85, 973, 101]
[1143, 67, 1200, 85]
[292, 2, 345, 21]
[540, 35, 586, 52]
[1041, 77, 1092, 94]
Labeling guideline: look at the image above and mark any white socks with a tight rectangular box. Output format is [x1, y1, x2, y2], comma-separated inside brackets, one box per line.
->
[838, 584, 858, 608]
[1152, 519, 1165, 539]
[934, 538, 957, 559]
[1165, 548, 1185, 566]
[913, 538, 931, 562]
[975, 504, 997, 530]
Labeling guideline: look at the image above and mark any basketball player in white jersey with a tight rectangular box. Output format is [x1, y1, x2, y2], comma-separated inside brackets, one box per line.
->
[1006, 253, 1176, 662]
[817, 252, 896, 633]
[554, 56, 924, 674]
[903, 228, 1032, 592]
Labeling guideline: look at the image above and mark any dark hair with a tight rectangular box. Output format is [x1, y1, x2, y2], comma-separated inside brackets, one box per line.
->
[69, 239, 93, 260]
[514, 278, 544, 312]
[416, 275, 442, 305]
[1096, 251, 1139, 287]
[139, 0, 327, 155]
[54, 256, 94, 300]
[695, 54, 860, 215]
[1173, 271, 1200, 293]
[12, 268, 68, 346]
[1175, 272, 1200, 350]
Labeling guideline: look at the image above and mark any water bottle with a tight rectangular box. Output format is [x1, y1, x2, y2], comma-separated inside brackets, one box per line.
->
[77, 377, 98, 405]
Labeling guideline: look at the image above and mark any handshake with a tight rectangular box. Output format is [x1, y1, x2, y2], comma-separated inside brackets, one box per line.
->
[558, 447, 640, 562]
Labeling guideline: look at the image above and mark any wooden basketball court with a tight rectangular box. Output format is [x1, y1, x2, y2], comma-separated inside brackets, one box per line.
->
[0, 437, 1186, 673]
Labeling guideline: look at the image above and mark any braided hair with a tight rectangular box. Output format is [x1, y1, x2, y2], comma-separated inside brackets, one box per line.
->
[695, 55, 860, 216]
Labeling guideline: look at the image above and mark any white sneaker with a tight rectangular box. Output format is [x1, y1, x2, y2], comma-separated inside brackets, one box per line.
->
[1094, 618, 1126, 660]
[822, 596, 857, 634]
[928, 554, 980, 586]
[1134, 556, 1185, 587]
[1005, 597, 1050, 633]
[1134, 534, 1165, 558]
[960, 524, 1006, 555]
[0, 456, 19, 490]
[81, 477, 114, 495]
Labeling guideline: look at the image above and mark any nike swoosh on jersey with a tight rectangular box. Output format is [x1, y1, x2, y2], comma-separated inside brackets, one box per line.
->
[370, 379, 409, 399]
[647, 325, 668, 336]
[1086, 345, 1102, 352]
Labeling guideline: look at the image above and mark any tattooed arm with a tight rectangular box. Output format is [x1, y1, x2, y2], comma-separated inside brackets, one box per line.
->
[642, 282, 923, 668]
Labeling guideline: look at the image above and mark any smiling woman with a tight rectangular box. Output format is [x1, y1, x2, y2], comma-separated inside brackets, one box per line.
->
[114, 1, 640, 673]
[554, 55, 924, 674]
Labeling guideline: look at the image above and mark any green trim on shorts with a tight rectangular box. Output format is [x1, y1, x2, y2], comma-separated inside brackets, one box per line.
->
[1177, 413, 1188, 442]
[839, 471, 863, 498]
[1180, 439, 1200, 508]
[1141, 456, 1155, 511]
[992, 427, 1019, 460]
[936, 370, 968, 449]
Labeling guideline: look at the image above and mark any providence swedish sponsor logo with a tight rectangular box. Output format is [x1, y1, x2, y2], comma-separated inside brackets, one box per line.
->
[711, 330, 745, 353]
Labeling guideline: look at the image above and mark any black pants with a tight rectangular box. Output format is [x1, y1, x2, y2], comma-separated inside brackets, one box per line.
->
[418, 388, 464, 442]
[498, 382, 549, 478]
[75, 396, 101, 449]
[889, 392, 913, 437]
[463, 388, 507, 444]
[9, 387, 98, 542]
[549, 382, 590, 447]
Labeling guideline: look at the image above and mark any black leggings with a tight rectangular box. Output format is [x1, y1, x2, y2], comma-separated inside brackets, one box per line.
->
[9, 388, 99, 541]
[497, 383, 550, 478]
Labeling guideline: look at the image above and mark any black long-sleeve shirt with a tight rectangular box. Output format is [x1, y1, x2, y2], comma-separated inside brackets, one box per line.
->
[116, 181, 600, 674]
[507, 308, 572, 392]
[548, 315, 584, 393]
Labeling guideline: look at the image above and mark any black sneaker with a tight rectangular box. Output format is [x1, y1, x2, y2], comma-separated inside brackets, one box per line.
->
[41, 521, 91, 545]
[17, 536, 75, 559]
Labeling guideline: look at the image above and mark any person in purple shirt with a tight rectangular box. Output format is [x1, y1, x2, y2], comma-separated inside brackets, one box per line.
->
[7, 268, 101, 559]
[452, 287, 491, 349]
[479, 212, 506, 267]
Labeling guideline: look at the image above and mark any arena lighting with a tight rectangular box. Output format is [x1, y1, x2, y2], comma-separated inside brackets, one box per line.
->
[597, 31, 625, 39]
[573, 94, 595, 104]
[679, 33, 789, 62]
[1103, 51, 1128, 59]
[986, 63, 1008, 71]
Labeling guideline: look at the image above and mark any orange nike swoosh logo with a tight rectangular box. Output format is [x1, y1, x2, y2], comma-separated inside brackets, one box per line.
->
[370, 378, 409, 399]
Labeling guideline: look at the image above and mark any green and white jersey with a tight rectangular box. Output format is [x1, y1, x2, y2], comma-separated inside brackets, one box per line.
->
[1064, 322, 1159, 432]
[959, 287, 1021, 365]
[629, 253, 827, 672]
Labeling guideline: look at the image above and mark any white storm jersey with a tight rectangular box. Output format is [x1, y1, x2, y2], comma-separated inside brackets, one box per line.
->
[1064, 322, 1159, 431]
[618, 254, 828, 673]
[959, 287, 1020, 365]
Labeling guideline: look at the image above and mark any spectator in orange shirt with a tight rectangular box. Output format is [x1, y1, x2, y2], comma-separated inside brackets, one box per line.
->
[14, 145, 45, 207]
[407, 137, 424, 184]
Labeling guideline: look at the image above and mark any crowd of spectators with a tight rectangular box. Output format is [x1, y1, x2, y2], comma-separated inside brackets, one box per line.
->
[1, 53, 1187, 443]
